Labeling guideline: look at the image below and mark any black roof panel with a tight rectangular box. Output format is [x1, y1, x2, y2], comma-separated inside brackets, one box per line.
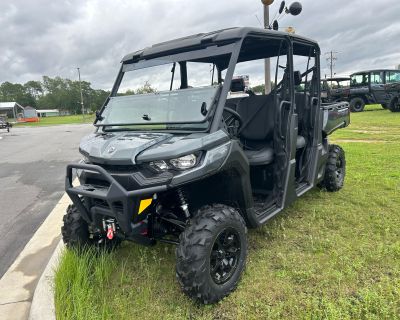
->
[350, 69, 400, 76]
[121, 27, 318, 63]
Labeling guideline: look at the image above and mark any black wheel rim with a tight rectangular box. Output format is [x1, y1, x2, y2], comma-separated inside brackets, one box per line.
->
[336, 157, 344, 183]
[354, 101, 362, 111]
[210, 228, 241, 284]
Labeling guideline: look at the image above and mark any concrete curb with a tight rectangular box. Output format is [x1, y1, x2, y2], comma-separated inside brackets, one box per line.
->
[0, 192, 71, 320]
[28, 241, 64, 320]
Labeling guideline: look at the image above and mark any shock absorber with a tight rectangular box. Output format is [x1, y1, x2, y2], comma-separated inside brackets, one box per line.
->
[177, 188, 190, 219]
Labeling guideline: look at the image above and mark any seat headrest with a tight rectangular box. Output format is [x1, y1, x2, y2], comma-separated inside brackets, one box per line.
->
[230, 78, 246, 92]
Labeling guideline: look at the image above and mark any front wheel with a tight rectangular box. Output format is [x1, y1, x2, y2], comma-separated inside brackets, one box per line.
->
[62, 203, 121, 251]
[176, 204, 247, 304]
[349, 97, 365, 112]
[319, 144, 346, 192]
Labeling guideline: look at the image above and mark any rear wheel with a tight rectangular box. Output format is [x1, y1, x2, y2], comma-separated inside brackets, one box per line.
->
[349, 97, 365, 112]
[62, 203, 121, 251]
[319, 144, 346, 192]
[176, 204, 247, 304]
[389, 97, 400, 112]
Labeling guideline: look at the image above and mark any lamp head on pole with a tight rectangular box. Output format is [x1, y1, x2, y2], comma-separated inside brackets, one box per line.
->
[261, 0, 274, 6]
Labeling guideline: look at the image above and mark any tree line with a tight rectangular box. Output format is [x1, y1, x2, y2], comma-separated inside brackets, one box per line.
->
[0, 76, 110, 114]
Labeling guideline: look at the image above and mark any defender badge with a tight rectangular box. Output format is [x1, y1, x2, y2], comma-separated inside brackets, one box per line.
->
[107, 146, 116, 153]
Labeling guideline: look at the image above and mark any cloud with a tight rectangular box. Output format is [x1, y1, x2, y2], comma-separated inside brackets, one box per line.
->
[1, 0, 399, 88]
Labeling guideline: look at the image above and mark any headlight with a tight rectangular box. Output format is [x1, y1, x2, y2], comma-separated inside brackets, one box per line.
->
[149, 154, 198, 172]
[149, 160, 169, 171]
[170, 154, 197, 170]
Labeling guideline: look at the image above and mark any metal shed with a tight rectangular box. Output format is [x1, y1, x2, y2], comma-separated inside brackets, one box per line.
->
[0, 102, 24, 120]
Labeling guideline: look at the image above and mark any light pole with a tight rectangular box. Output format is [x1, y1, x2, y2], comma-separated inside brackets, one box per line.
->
[260, 1, 302, 94]
[261, 0, 274, 94]
[77, 67, 85, 120]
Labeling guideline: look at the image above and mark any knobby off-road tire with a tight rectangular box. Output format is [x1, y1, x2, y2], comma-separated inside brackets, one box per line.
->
[62, 203, 121, 251]
[389, 97, 400, 112]
[319, 144, 346, 192]
[349, 97, 365, 112]
[176, 204, 247, 304]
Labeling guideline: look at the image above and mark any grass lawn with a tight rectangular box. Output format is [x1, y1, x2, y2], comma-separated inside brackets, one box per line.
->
[13, 114, 94, 126]
[54, 104, 400, 320]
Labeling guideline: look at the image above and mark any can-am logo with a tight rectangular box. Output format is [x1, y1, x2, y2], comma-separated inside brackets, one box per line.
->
[107, 146, 116, 153]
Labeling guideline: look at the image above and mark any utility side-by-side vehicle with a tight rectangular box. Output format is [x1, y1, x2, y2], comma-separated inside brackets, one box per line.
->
[320, 77, 351, 103]
[62, 27, 350, 304]
[347, 69, 400, 112]
[0, 115, 12, 132]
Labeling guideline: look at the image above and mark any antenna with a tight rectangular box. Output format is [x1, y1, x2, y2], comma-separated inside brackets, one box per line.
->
[268, 1, 302, 30]
[255, 14, 263, 27]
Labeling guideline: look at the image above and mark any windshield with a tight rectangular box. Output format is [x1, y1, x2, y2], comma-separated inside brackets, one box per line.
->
[98, 45, 233, 131]
[98, 86, 219, 126]
[351, 74, 369, 87]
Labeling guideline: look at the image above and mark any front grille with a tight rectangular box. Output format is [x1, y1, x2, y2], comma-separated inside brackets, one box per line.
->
[83, 162, 172, 191]
[91, 162, 137, 173]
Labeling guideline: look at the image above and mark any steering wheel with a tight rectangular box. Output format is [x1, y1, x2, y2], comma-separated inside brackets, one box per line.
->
[223, 107, 243, 134]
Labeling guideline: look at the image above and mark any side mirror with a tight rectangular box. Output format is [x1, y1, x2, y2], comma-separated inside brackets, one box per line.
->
[95, 110, 104, 121]
[294, 71, 302, 86]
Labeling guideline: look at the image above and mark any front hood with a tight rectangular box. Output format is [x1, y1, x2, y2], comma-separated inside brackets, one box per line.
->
[79, 132, 172, 164]
[79, 130, 230, 165]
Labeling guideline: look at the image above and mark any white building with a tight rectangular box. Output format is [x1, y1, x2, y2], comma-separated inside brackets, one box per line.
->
[36, 109, 60, 117]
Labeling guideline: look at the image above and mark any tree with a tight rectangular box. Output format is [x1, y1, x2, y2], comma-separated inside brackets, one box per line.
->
[24, 81, 43, 99]
[0, 81, 36, 107]
[0, 76, 110, 113]
[251, 82, 276, 95]
[252, 84, 265, 94]
[135, 81, 156, 94]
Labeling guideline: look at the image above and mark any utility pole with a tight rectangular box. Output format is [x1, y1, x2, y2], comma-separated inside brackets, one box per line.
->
[325, 51, 338, 79]
[262, 0, 274, 94]
[77, 67, 85, 120]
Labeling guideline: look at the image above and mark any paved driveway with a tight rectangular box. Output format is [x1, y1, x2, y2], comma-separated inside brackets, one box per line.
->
[0, 124, 93, 277]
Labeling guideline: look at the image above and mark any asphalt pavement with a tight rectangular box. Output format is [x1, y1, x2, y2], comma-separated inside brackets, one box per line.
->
[0, 124, 93, 277]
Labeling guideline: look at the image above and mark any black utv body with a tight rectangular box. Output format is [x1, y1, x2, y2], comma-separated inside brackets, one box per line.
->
[347, 70, 400, 112]
[63, 27, 350, 304]
[321, 77, 351, 103]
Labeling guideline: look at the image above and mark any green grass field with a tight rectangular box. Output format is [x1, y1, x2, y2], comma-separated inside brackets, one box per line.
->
[54, 105, 400, 320]
[13, 114, 94, 126]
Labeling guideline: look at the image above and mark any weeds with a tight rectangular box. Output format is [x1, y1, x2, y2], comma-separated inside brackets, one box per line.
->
[55, 105, 400, 319]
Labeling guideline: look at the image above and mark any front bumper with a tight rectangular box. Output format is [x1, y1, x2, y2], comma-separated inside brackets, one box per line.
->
[65, 163, 167, 235]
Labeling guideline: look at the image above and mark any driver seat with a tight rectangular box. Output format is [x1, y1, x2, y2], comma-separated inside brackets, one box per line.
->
[243, 146, 274, 166]
[236, 95, 275, 166]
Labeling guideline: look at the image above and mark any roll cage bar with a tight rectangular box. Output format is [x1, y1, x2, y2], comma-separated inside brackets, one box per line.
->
[95, 29, 321, 133]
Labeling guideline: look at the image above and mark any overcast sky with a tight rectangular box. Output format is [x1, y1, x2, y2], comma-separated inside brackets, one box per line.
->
[1, 0, 400, 89]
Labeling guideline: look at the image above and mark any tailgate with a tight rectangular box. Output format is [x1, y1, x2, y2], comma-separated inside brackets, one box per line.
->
[321, 101, 350, 135]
